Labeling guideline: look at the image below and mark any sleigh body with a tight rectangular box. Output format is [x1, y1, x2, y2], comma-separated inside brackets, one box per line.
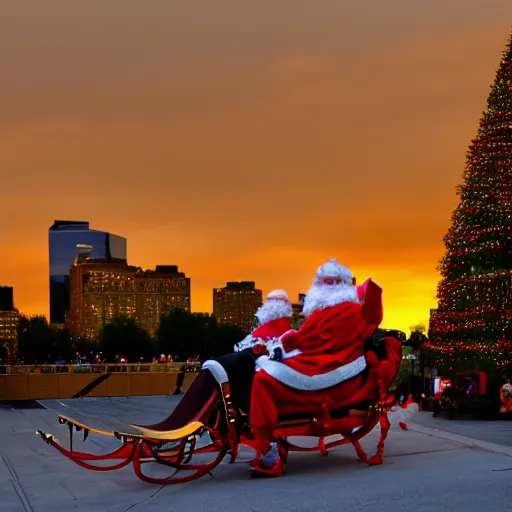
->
[37, 332, 403, 485]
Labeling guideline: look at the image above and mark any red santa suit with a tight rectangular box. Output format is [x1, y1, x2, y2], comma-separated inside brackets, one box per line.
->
[249, 259, 390, 457]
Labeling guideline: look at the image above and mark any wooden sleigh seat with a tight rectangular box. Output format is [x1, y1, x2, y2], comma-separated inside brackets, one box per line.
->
[127, 371, 222, 441]
[49, 371, 222, 444]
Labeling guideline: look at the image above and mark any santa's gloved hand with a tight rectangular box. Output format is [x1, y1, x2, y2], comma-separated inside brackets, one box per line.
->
[271, 346, 283, 361]
[267, 339, 285, 361]
[234, 334, 255, 353]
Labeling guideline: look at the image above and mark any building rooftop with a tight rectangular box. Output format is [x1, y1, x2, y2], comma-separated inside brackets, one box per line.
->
[74, 258, 131, 269]
[143, 265, 186, 277]
[50, 220, 90, 231]
[0, 286, 14, 311]
[73, 259, 187, 278]
[223, 281, 257, 291]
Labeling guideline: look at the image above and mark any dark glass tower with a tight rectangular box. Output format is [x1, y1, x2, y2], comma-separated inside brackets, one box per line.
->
[49, 221, 127, 325]
[0, 287, 14, 311]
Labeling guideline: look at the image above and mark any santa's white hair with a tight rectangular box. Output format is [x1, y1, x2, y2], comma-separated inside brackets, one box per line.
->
[255, 289, 293, 325]
[302, 258, 359, 317]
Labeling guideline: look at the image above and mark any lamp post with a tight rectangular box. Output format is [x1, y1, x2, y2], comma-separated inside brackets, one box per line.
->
[409, 355, 416, 397]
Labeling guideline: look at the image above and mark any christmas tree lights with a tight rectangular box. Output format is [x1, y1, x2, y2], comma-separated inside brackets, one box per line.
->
[428, 31, 512, 374]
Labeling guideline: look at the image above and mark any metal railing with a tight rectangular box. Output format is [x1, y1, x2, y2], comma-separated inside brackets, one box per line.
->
[0, 362, 201, 375]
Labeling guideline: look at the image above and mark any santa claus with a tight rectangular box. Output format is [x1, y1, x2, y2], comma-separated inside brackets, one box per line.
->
[197, 289, 293, 415]
[233, 289, 294, 356]
[248, 258, 384, 476]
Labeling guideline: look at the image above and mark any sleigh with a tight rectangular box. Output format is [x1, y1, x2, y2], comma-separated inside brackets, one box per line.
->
[36, 329, 404, 485]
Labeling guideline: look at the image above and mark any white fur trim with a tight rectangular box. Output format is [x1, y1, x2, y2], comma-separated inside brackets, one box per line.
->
[255, 300, 293, 325]
[266, 289, 289, 301]
[265, 338, 284, 355]
[234, 334, 255, 352]
[302, 282, 359, 317]
[202, 360, 229, 384]
[256, 355, 366, 391]
[315, 259, 353, 284]
[282, 349, 302, 359]
[266, 338, 302, 360]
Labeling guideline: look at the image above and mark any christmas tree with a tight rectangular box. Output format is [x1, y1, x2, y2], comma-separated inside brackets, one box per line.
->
[427, 30, 512, 375]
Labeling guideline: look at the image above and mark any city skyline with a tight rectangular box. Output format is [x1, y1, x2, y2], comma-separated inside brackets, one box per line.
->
[1, 2, 512, 336]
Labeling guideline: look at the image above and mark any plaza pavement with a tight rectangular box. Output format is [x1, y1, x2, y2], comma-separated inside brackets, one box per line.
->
[0, 397, 511, 512]
[408, 410, 512, 448]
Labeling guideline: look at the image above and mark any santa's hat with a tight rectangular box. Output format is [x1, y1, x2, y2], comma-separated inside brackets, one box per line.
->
[314, 258, 353, 286]
[265, 289, 291, 303]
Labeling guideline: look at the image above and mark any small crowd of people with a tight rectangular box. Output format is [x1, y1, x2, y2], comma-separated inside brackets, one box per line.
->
[151, 354, 201, 364]
[71, 352, 201, 366]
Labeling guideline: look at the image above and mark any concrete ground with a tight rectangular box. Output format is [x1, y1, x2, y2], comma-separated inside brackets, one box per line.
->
[408, 410, 512, 447]
[1, 397, 511, 512]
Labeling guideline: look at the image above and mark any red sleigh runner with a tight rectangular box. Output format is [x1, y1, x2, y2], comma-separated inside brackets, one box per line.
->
[36, 329, 404, 485]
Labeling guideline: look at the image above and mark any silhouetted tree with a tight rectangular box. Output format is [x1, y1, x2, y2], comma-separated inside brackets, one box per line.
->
[99, 316, 157, 362]
[403, 324, 429, 398]
[70, 336, 98, 361]
[157, 309, 207, 359]
[53, 328, 76, 362]
[405, 324, 428, 352]
[157, 309, 247, 360]
[17, 315, 58, 364]
[208, 321, 246, 359]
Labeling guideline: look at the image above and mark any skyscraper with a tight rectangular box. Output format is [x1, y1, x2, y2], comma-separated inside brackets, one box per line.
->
[49, 221, 127, 325]
[291, 293, 305, 327]
[0, 286, 18, 356]
[67, 261, 190, 339]
[213, 281, 262, 333]
[0, 286, 14, 311]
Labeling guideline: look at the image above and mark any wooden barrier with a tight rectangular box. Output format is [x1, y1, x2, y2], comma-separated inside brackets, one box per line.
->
[0, 363, 200, 401]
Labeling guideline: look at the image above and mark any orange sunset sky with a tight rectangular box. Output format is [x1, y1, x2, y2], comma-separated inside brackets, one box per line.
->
[1, 2, 512, 335]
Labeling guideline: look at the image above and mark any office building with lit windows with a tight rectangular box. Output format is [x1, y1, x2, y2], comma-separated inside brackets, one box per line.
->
[49, 220, 127, 326]
[291, 293, 306, 327]
[68, 261, 190, 339]
[0, 286, 19, 355]
[213, 281, 262, 333]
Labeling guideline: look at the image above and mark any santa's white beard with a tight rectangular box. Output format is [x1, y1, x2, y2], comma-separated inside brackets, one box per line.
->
[302, 282, 359, 317]
[255, 300, 293, 325]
